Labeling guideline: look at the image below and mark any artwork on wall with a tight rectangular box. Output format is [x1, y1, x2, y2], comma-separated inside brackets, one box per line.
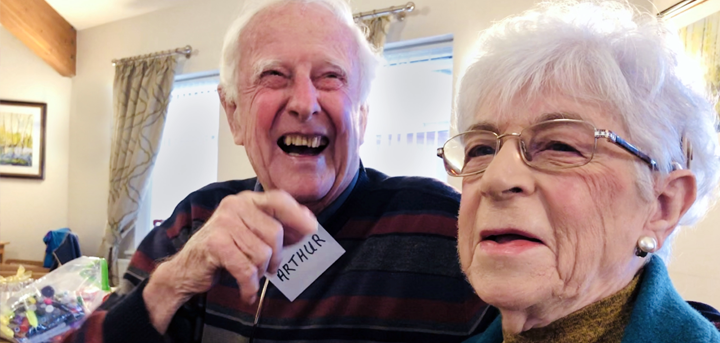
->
[677, 9, 720, 115]
[662, 0, 720, 116]
[0, 100, 46, 179]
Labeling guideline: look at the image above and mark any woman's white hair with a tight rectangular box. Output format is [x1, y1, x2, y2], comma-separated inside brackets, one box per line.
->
[455, 0, 720, 261]
[218, 0, 380, 104]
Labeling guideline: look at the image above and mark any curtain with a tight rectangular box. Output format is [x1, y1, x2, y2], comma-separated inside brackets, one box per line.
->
[99, 55, 177, 285]
[362, 15, 392, 51]
[678, 11, 720, 115]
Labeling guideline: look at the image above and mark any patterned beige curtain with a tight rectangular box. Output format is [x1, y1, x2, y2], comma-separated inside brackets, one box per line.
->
[362, 15, 392, 51]
[678, 12, 720, 115]
[99, 55, 177, 285]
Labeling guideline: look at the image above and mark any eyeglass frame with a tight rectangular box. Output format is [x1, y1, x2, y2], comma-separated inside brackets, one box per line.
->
[436, 119, 659, 177]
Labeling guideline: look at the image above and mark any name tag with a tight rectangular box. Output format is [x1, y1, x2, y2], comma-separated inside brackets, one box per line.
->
[266, 224, 345, 301]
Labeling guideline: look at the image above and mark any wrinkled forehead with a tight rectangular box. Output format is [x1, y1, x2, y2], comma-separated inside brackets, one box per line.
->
[468, 90, 624, 133]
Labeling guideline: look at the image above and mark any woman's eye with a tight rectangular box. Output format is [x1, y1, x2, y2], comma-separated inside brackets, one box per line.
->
[543, 141, 579, 153]
[467, 144, 496, 158]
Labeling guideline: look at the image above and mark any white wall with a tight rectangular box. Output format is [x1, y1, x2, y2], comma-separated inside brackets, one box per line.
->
[660, 0, 720, 309]
[68, 0, 719, 308]
[0, 27, 72, 261]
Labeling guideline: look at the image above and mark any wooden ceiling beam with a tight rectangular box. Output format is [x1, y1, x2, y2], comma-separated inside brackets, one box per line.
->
[0, 0, 76, 77]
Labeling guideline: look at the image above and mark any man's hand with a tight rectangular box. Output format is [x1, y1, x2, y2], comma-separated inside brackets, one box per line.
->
[142, 190, 318, 334]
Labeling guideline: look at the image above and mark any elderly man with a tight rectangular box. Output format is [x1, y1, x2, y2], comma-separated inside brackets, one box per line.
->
[62, 0, 490, 342]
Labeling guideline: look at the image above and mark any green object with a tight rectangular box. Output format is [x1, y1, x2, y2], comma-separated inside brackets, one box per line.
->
[26, 310, 38, 328]
[100, 259, 110, 292]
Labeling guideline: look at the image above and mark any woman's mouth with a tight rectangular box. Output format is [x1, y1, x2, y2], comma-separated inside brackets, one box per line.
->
[479, 230, 544, 254]
[483, 233, 543, 244]
[278, 134, 329, 156]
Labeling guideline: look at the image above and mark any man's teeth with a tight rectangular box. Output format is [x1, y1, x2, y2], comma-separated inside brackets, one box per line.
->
[283, 135, 323, 148]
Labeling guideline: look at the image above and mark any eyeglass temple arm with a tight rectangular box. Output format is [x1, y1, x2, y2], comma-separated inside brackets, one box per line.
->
[597, 130, 658, 171]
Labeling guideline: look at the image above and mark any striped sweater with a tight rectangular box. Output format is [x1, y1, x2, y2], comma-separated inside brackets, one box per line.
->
[63, 166, 495, 343]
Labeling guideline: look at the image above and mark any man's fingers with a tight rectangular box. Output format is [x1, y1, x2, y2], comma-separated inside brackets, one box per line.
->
[252, 190, 318, 242]
[227, 225, 275, 274]
[229, 196, 286, 272]
[222, 248, 261, 304]
[213, 189, 319, 293]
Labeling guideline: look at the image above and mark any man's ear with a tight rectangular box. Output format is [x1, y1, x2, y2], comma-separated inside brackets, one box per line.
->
[218, 85, 244, 146]
[643, 169, 697, 249]
[358, 104, 369, 145]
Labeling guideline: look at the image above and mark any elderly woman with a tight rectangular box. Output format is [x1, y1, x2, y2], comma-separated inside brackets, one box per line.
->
[438, 1, 720, 342]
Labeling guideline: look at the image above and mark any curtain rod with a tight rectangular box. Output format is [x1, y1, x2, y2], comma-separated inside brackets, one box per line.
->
[657, 0, 706, 18]
[354, 2, 415, 21]
[109, 2, 415, 66]
[111, 45, 192, 66]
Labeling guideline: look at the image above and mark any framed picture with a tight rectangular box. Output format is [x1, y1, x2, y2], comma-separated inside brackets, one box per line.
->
[0, 100, 46, 179]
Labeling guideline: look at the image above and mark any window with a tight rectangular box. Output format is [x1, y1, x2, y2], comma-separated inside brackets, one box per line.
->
[131, 74, 220, 250]
[360, 35, 453, 183]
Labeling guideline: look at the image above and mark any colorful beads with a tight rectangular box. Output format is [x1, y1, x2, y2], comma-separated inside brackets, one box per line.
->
[1, 285, 86, 342]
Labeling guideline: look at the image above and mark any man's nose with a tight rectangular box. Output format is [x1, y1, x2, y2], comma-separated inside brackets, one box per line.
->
[287, 77, 320, 121]
[477, 139, 535, 201]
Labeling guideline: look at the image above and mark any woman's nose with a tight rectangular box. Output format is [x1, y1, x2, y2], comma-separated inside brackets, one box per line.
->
[476, 139, 535, 200]
[286, 76, 320, 121]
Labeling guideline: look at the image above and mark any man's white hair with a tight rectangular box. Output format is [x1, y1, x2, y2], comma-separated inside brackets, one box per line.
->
[219, 0, 381, 104]
[455, 0, 720, 261]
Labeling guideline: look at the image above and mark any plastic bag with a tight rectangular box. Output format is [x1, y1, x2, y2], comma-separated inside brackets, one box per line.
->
[1, 266, 34, 302]
[0, 257, 110, 343]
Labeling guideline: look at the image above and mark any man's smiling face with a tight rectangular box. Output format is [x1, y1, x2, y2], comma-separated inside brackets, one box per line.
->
[221, 2, 367, 213]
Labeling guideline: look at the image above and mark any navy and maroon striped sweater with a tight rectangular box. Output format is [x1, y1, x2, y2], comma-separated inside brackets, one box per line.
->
[63, 167, 494, 343]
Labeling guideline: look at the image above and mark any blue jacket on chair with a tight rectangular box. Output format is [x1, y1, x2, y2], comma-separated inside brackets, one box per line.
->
[43, 228, 70, 268]
[43, 228, 82, 270]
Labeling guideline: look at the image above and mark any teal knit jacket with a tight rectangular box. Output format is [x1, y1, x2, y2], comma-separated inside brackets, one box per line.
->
[465, 256, 720, 343]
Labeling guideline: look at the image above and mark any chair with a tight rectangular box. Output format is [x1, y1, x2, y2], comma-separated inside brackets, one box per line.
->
[0, 241, 8, 263]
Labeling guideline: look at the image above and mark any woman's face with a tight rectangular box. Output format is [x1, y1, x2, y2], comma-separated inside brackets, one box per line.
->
[458, 94, 654, 327]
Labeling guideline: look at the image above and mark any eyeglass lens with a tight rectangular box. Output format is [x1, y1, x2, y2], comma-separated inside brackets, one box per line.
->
[443, 120, 597, 176]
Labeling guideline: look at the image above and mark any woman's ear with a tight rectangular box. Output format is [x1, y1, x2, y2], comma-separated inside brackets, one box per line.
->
[218, 85, 244, 146]
[643, 169, 697, 249]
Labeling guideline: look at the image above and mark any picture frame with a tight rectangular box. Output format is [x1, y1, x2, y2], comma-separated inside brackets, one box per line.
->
[0, 100, 46, 179]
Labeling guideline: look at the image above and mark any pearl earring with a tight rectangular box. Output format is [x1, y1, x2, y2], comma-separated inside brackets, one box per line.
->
[635, 236, 657, 258]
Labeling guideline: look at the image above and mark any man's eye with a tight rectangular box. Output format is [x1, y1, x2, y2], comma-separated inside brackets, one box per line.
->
[261, 70, 284, 78]
[315, 73, 345, 89]
[259, 70, 288, 88]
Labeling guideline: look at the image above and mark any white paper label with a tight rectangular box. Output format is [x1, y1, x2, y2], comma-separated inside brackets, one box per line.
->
[266, 224, 345, 302]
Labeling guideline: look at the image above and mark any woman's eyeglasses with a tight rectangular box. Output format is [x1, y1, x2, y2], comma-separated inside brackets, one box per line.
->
[437, 119, 658, 177]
